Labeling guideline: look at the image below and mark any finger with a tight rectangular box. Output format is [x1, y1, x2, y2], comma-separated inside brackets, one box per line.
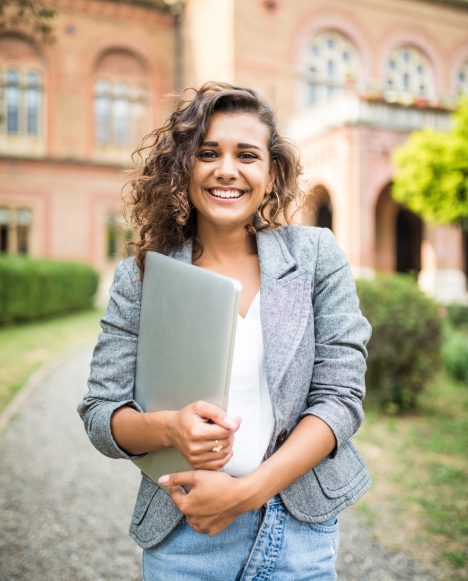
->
[158, 471, 197, 488]
[193, 424, 236, 441]
[193, 401, 238, 430]
[168, 485, 188, 511]
[191, 449, 232, 468]
[190, 437, 232, 457]
[193, 452, 234, 471]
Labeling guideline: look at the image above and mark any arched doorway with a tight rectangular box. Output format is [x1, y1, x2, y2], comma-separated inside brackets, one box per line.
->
[302, 185, 334, 230]
[375, 183, 422, 273]
[396, 208, 422, 273]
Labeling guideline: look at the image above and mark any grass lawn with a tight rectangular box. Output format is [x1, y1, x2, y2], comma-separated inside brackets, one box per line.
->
[356, 372, 468, 578]
[0, 308, 102, 414]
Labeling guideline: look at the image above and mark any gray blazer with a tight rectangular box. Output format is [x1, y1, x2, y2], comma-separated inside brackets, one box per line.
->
[78, 225, 372, 549]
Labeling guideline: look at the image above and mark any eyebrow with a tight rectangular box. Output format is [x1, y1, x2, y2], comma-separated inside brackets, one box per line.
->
[201, 140, 262, 151]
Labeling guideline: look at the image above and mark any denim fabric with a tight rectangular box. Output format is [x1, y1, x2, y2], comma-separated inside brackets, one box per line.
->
[142, 496, 339, 580]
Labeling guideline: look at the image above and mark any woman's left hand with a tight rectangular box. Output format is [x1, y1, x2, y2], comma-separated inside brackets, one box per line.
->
[158, 470, 251, 536]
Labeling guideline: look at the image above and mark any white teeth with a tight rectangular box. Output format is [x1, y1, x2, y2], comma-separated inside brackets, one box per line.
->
[209, 189, 244, 199]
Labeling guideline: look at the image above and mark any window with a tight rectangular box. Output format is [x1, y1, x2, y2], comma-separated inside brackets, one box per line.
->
[0, 206, 32, 254]
[106, 211, 132, 260]
[0, 68, 43, 136]
[384, 46, 434, 99]
[16, 208, 32, 254]
[455, 61, 468, 96]
[0, 207, 10, 253]
[93, 50, 149, 152]
[94, 80, 147, 147]
[304, 31, 359, 107]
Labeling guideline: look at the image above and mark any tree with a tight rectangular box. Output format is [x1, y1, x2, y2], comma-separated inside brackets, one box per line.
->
[392, 97, 468, 231]
[0, 0, 55, 41]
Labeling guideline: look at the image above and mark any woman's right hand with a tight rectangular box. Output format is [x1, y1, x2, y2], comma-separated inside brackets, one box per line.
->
[167, 401, 240, 470]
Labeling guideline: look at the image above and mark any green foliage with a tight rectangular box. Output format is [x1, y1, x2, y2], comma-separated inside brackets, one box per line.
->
[445, 303, 468, 331]
[442, 323, 468, 384]
[356, 274, 442, 413]
[0, 256, 98, 326]
[392, 97, 468, 230]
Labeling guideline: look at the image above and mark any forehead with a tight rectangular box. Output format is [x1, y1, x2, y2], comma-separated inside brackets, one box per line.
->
[204, 112, 271, 148]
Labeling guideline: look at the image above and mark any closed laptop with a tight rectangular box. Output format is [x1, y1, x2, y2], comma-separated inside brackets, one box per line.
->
[133, 251, 241, 482]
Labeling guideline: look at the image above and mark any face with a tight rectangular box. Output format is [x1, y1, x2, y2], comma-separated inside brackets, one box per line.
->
[189, 112, 276, 232]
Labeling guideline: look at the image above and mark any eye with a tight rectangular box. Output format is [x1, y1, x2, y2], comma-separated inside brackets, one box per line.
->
[197, 150, 217, 160]
[239, 151, 258, 161]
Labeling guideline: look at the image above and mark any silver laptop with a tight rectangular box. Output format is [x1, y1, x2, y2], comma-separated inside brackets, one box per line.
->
[133, 251, 242, 482]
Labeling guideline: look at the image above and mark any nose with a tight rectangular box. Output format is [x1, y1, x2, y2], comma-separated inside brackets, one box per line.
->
[214, 154, 238, 181]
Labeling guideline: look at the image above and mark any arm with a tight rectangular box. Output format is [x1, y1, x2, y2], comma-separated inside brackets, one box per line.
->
[302, 227, 371, 453]
[160, 414, 335, 535]
[112, 401, 240, 470]
[77, 259, 239, 468]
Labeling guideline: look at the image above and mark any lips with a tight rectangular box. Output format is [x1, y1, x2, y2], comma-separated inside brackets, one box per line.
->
[207, 188, 245, 199]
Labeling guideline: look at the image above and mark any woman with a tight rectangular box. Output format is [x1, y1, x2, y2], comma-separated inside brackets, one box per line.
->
[78, 82, 372, 580]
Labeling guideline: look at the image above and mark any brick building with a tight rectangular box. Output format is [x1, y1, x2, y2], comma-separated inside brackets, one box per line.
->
[1, 0, 467, 301]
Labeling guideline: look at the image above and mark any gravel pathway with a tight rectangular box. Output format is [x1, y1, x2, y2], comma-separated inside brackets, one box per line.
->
[0, 347, 441, 580]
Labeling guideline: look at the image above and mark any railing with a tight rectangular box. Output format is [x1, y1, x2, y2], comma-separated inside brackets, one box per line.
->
[285, 92, 452, 141]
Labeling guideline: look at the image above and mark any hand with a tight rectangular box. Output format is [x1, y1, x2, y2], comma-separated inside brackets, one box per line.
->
[158, 470, 250, 536]
[167, 400, 241, 470]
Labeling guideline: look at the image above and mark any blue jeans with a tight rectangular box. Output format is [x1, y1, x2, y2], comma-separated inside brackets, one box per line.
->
[142, 496, 339, 580]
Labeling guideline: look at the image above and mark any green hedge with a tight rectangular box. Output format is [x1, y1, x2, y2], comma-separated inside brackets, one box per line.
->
[442, 323, 468, 384]
[445, 303, 468, 332]
[356, 274, 442, 413]
[0, 256, 99, 326]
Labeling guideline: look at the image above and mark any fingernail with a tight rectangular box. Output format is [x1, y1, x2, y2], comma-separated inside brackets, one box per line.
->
[224, 416, 237, 429]
[158, 475, 170, 485]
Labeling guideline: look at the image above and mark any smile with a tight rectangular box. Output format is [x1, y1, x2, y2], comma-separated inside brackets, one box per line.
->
[207, 188, 245, 199]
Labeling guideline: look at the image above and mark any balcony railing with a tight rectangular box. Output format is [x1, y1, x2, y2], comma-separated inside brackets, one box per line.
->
[285, 91, 453, 141]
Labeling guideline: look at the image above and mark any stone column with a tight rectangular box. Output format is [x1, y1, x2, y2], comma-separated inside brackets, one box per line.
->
[418, 223, 467, 304]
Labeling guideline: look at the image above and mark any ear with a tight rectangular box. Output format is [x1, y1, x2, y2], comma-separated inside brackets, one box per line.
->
[268, 160, 277, 193]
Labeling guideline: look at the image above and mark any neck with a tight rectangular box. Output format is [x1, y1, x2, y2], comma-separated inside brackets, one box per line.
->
[194, 220, 256, 267]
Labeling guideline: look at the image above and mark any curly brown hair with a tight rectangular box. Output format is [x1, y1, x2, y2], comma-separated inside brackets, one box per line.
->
[125, 81, 303, 274]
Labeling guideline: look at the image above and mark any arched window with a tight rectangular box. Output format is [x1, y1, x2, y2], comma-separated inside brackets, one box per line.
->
[3, 68, 43, 135]
[455, 61, 468, 96]
[94, 49, 148, 151]
[0, 36, 45, 155]
[304, 31, 359, 107]
[384, 46, 434, 99]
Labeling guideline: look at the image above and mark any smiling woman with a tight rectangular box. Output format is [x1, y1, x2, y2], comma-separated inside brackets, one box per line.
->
[78, 82, 372, 580]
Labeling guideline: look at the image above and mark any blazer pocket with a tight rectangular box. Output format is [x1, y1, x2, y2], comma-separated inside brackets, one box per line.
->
[313, 441, 367, 499]
[132, 475, 159, 524]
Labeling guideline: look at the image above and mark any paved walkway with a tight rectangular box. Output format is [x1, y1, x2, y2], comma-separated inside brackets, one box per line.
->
[0, 347, 441, 580]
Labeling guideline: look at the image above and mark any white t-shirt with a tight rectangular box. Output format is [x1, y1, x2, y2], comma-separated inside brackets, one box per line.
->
[222, 291, 274, 477]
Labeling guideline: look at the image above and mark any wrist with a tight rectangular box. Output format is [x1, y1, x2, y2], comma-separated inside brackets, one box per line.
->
[144, 410, 176, 450]
[237, 469, 272, 512]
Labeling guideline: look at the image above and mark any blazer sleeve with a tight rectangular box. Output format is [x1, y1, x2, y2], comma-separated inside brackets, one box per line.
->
[77, 259, 145, 460]
[301, 228, 372, 454]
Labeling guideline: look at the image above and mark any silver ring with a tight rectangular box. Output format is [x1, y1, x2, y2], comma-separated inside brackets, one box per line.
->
[212, 440, 222, 453]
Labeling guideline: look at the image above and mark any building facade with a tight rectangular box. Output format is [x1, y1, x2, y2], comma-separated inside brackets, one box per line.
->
[1, 0, 467, 301]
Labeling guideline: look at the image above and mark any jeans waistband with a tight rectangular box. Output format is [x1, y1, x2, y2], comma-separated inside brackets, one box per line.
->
[266, 495, 282, 507]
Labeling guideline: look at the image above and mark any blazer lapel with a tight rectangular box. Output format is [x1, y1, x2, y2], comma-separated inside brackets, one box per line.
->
[256, 229, 312, 407]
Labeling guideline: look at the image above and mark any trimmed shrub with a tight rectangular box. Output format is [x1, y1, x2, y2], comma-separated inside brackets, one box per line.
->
[0, 256, 99, 326]
[445, 304, 468, 332]
[356, 275, 442, 413]
[442, 324, 468, 384]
